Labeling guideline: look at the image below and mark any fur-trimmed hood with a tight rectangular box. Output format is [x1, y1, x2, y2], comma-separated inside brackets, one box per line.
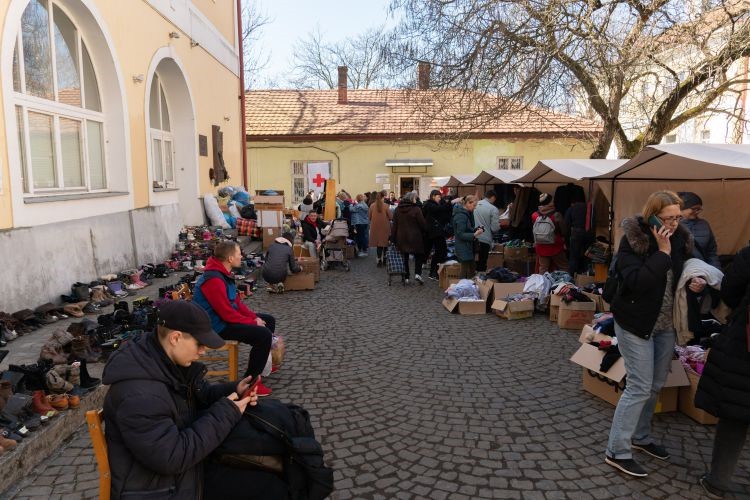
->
[621, 216, 694, 256]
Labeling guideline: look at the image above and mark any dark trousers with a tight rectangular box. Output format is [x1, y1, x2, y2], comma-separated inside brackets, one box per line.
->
[377, 247, 386, 259]
[568, 230, 589, 275]
[706, 418, 749, 490]
[402, 253, 424, 278]
[460, 260, 476, 279]
[424, 236, 448, 274]
[476, 242, 491, 272]
[354, 224, 369, 252]
[219, 313, 275, 377]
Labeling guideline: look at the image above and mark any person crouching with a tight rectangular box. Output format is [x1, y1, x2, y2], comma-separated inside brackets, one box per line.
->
[262, 232, 302, 293]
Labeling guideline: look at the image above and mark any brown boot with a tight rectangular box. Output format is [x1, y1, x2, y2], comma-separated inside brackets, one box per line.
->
[0, 432, 18, 450]
[32, 390, 57, 418]
[0, 380, 12, 409]
[47, 394, 69, 411]
[70, 338, 100, 363]
[66, 393, 80, 409]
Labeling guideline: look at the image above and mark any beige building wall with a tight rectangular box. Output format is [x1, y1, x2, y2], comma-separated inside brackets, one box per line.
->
[247, 137, 595, 203]
[0, 0, 242, 228]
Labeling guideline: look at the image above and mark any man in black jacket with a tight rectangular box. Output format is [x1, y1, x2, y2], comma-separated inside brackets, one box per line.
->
[102, 300, 258, 499]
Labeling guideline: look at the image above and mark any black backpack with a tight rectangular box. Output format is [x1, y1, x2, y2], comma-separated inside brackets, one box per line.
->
[602, 254, 620, 303]
[212, 399, 334, 500]
[240, 204, 257, 220]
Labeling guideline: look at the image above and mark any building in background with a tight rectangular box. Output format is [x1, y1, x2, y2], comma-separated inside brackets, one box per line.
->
[0, 0, 244, 311]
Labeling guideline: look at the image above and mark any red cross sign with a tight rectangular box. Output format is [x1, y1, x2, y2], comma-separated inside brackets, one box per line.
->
[312, 173, 326, 188]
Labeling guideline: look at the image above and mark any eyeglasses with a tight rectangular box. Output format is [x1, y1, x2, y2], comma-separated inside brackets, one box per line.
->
[660, 215, 683, 223]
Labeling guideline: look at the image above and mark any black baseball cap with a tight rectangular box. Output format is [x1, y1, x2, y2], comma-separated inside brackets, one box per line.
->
[156, 300, 225, 349]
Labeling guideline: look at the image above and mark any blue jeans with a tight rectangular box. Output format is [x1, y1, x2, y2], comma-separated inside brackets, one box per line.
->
[355, 224, 369, 252]
[606, 321, 675, 459]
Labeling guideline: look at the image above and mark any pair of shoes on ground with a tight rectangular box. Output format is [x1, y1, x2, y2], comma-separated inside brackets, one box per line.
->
[266, 283, 284, 294]
[402, 275, 424, 285]
[605, 443, 670, 477]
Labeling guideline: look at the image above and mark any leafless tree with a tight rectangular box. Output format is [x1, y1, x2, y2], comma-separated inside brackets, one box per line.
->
[241, 0, 271, 89]
[388, 0, 750, 158]
[289, 26, 391, 89]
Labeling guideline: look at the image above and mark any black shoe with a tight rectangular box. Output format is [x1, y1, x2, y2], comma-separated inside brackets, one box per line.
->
[632, 442, 670, 460]
[699, 475, 724, 499]
[605, 456, 648, 477]
[428, 272, 439, 280]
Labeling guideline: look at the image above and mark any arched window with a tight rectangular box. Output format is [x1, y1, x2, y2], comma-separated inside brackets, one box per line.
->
[149, 74, 175, 189]
[12, 0, 105, 194]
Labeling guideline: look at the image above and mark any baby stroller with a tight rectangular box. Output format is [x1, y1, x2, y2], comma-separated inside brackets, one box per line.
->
[320, 218, 351, 271]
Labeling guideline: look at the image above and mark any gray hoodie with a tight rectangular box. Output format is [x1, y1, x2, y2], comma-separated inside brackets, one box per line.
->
[473, 198, 500, 245]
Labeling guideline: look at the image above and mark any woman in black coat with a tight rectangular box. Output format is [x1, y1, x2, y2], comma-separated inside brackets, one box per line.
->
[422, 190, 451, 280]
[695, 245, 750, 498]
[392, 191, 426, 284]
[605, 190, 699, 479]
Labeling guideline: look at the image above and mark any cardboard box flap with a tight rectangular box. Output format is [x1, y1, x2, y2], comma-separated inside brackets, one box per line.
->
[491, 297, 535, 313]
[570, 343, 626, 382]
[491, 282, 525, 300]
[664, 360, 690, 388]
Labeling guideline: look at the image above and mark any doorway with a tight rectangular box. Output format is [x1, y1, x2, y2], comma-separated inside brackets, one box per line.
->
[399, 176, 420, 197]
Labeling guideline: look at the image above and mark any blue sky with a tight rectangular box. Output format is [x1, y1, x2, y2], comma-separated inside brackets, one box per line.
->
[250, 0, 393, 86]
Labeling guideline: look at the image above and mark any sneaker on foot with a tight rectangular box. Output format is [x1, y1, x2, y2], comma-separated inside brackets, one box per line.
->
[358, 251, 368, 257]
[256, 381, 272, 397]
[605, 456, 648, 477]
[415, 274, 424, 285]
[428, 272, 439, 280]
[632, 442, 670, 460]
[699, 474, 725, 499]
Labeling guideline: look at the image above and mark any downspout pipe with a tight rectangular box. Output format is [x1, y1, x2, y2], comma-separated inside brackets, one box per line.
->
[237, 0, 248, 188]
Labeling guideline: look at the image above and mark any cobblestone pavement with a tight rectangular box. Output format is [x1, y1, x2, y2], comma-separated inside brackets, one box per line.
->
[3, 255, 750, 499]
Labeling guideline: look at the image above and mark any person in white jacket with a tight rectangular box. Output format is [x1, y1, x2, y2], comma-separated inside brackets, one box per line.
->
[473, 190, 501, 274]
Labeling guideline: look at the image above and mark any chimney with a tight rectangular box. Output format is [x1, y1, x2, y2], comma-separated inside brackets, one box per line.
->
[338, 66, 348, 104]
[417, 61, 430, 90]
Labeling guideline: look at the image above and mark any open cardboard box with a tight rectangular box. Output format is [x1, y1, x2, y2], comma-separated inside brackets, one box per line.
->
[282, 272, 315, 291]
[504, 246, 529, 260]
[558, 299, 596, 330]
[293, 244, 311, 258]
[581, 291, 610, 313]
[442, 278, 494, 315]
[549, 294, 562, 321]
[570, 343, 689, 412]
[578, 324, 614, 344]
[575, 274, 599, 287]
[297, 256, 320, 282]
[490, 282, 533, 320]
[438, 262, 462, 290]
[679, 370, 718, 425]
[486, 253, 504, 270]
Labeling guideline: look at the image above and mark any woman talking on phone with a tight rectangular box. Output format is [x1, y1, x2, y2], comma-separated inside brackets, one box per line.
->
[605, 191, 704, 477]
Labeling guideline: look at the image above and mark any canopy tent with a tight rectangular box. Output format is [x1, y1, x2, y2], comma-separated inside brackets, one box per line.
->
[469, 169, 525, 186]
[592, 144, 750, 254]
[515, 159, 626, 186]
[440, 175, 476, 188]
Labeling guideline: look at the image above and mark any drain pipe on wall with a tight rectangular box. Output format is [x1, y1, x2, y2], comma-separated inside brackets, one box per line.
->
[236, 0, 248, 188]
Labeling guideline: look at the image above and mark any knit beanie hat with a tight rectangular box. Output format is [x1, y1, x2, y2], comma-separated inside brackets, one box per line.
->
[678, 191, 702, 208]
[539, 193, 553, 206]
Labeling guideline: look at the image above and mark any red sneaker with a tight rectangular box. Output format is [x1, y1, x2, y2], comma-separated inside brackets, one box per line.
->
[256, 381, 272, 397]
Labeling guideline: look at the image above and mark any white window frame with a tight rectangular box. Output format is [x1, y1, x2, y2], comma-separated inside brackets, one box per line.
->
[149, 74, 175, 190]
[701, 129, 711, 143]
[290, 160, 331, 205]
[13, 0, 107, 195]
[664, 134, 677, 144]
[497, 156, 523, 170]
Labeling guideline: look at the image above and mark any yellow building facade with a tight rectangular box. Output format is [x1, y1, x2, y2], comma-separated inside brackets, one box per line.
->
[0, 0, 243, 311]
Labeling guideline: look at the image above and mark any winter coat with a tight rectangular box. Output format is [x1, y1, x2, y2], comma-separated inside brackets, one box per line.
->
[262, 239, 301, 285]
[695, 245, 750, 422]
[531, 211, 566, 257]
[368, 202, 392, 248]
[301, 218, 323, 243]
[298, 202, 314, 219]
[452, 204, 476, 263]
[422, 199, 451, 239]
[392, 201, 426, 254]
[103, 333, 242, 500]
[681, 218, 720, 268]
[610, 216, 693, 339]
[192, 257, 258, 333]
[350, 202, 369, 226]
[473, 199, 500, 245]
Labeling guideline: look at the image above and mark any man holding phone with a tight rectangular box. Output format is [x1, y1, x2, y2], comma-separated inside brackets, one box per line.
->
[102, 300, 259, 499]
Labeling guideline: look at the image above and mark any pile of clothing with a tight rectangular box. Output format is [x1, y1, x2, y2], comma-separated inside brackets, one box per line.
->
[675, 345, 708, 376]
[445, 279, 481, 301]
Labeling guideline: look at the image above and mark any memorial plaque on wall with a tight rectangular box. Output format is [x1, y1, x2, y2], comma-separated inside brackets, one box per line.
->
[199, 134, 208, 156]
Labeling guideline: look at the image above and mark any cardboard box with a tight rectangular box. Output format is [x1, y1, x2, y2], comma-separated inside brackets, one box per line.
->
[549, 294, 562, 321]
[293, 244, 311, 258]
[490, 282, 533, 320]
[570, 344, 689, 412]
[298, 256, 320, 282]
[503, 246, 528, 260]
[262, 227, 282, 249]
[492, 243, 504, 253]
[443, 279, 494, 315]
[557, 299, 596, 330]
[581, 291, 610, 313]
[257, 210, 283, 228]
[575, 274, 598, 287]
[254, 195, 285, 205]
[578, 324, 614, 344]
[505, 258, 533, 276]
[679, 370, 718, 425]
[486, 253, 504, 270]
[283, 272, 315, 290]
[438, 262, 462, 290]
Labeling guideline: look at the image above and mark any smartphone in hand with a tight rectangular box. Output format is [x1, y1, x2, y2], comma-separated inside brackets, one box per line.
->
[241, 375, 261, 399]
[648, 215, 663, 230]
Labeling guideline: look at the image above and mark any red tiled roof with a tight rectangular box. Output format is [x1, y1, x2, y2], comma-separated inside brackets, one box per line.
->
[245, 89, 601, 139]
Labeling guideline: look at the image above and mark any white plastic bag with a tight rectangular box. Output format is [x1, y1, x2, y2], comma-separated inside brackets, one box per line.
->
[524, 273, 552, 305]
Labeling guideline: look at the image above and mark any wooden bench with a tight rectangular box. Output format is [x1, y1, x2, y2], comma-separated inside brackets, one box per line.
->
[86, 409, 110, 500]
[203, 340, 239, 381]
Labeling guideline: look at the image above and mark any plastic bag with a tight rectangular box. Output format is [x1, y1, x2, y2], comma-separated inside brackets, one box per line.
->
[524, 273, 552, 305]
